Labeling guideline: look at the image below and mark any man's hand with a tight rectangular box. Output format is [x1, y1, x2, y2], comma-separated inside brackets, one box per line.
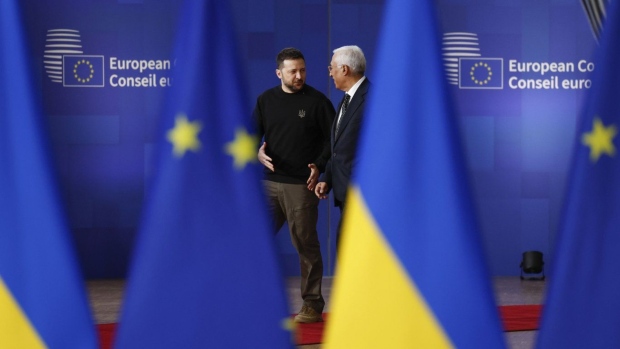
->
[258, 142, 274, 172]
[315, 182, 329, 199]
[307, 163, 319, 191]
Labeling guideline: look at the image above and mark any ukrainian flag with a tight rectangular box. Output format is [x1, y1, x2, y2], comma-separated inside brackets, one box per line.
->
[324, 0, 505, 348]
[0, 1, 97, 348]
[537, 1, 620, 348]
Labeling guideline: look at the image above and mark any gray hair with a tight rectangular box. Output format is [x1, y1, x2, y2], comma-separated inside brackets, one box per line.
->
[333, 45, 366, 75]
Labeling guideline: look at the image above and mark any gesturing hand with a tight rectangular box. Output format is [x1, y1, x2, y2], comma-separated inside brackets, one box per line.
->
[307, 163, 319, 191]
[258, 142, 274, 172]
[315, 182, 329, 199]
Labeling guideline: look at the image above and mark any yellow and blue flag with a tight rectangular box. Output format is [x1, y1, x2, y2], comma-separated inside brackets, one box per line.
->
[536, 1, 620, 348]
[459, 58, 503, 89]
[0, 1, 97, 348]
[62, 55, 105, 87]
[323, 0, 506, 348]
[114, 1, 292, 348]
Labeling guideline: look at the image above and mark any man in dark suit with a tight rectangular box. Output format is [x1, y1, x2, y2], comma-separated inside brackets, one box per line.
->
[315, 45, 369, 241]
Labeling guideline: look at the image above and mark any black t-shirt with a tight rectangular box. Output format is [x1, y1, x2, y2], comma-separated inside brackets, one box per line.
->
[254, 84, 335, 184]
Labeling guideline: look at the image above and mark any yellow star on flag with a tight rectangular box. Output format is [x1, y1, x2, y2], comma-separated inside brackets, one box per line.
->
[224, 127, 258, 169]
[281, 317, 299, 344]
[582, 117, 617, 162]
[167, 114, 202, 157]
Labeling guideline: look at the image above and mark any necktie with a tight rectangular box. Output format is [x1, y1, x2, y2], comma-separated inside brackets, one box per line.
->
[335, 93, 350, 136]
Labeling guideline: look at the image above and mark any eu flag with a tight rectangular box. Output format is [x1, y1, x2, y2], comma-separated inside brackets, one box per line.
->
[0, 1, 97, 348]
[323, 0, 506, 348]
[536, 1, 620, 348]
[114, 1, 292, 348]
[62, 55, 105, 87]
[459, 58, 503, 89]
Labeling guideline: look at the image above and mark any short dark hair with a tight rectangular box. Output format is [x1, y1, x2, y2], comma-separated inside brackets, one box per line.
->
[276, 47, 305, 69]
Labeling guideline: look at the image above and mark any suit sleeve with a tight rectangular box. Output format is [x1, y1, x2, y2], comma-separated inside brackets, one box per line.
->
[320, 157, 333, 188]
[313, 96, 336, 172]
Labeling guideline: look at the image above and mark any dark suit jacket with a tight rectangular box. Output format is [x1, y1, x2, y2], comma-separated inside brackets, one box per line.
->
[321, 77, 370, 206]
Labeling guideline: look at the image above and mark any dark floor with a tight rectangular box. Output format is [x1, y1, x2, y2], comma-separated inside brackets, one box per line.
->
[87, 276, 545, 349]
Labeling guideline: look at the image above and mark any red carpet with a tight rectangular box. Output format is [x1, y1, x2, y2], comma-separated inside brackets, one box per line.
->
[98, 323, 115, 349]
[499, 304, 543, 332]
[98, 305, 542, 347]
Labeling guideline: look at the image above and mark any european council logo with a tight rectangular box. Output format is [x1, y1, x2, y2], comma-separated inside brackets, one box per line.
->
[443, 32, 481, 86]
[63, 55, 105, 87]
[44, 29, 83, 84]
[459, 58, 503, 89]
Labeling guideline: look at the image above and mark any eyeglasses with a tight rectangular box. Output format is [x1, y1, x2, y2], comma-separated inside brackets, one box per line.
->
[327, 64, 342, 72]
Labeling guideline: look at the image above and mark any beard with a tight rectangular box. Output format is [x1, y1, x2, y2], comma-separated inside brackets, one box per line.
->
[284, 79, 304, 92]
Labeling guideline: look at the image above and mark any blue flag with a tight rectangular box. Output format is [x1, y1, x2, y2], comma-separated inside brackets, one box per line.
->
[459, 58, 503, 89]
[114, 1, 292, 348]
[324, 0, 506, 347]
[0, 1, 97, 348]
[536, 1, 620, 348]
[62, 55, 105, 87]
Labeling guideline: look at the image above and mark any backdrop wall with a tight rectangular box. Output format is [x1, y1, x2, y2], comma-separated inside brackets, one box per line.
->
[21, 0, 595, 278]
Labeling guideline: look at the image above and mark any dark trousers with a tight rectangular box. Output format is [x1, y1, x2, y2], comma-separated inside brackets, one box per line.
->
[263, 180, 325, 313]
[336, 201, 346, 253]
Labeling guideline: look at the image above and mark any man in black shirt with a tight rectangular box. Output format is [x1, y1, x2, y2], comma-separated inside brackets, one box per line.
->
[254, 48, 335, 323]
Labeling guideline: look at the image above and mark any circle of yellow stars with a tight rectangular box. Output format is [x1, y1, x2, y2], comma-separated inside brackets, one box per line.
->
[470, 62, 492, 85]
[73, 59, 95, 83]
[582, 117, 617, 163]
